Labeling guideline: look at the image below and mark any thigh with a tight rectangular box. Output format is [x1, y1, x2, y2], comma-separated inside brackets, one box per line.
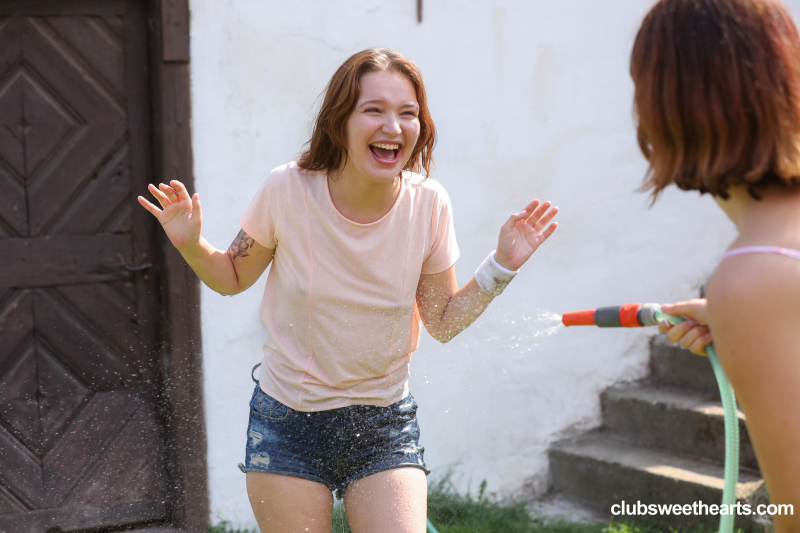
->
[343, 467, 427, 533]
[247, 472, 333, 533]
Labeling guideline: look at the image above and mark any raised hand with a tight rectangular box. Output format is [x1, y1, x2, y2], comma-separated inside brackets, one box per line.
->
[494, 200, 558, 271]
[137, 180, 202, 251]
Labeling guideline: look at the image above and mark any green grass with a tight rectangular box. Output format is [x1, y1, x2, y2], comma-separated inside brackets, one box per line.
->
[209, 479, 738, 533]
[207, 521, 256, 533]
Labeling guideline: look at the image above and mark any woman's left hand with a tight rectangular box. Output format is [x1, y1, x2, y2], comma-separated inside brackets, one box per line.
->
[494, 200, 558, 271]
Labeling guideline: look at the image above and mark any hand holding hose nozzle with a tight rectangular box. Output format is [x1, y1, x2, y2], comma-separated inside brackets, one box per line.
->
[562, 301, 740, 533]
[564, 301, 712, 355]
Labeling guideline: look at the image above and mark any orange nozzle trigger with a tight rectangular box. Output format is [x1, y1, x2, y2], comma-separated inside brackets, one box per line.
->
[562, 310, 595, 327]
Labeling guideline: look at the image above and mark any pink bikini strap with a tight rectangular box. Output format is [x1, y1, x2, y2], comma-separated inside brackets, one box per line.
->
[723, 246, 800, 261]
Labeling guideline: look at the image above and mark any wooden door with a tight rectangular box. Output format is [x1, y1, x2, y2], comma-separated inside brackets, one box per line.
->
[0, 1, 172, 531]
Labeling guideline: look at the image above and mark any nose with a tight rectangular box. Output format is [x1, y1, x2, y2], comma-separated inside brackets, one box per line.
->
[381, 113, 402, 136]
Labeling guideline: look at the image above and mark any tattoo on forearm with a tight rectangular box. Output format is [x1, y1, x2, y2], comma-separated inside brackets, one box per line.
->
[229, 230, 255, 259]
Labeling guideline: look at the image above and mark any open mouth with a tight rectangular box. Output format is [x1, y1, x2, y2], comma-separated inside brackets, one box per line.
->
[369, 142, 401, 165]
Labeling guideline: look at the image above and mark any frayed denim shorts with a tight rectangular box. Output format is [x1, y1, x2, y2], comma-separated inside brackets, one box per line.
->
[238, 364, 429, 498]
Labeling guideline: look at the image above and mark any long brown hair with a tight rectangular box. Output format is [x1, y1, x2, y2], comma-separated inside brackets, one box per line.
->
[297, 48, 436, 177]
[631, 0, 800, 200]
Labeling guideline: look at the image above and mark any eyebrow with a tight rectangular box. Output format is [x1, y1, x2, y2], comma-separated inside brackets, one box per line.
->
[360, 98, 419, 109]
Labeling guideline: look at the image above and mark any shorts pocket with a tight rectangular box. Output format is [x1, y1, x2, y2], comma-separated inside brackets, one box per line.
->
[250, 387, 289, 421]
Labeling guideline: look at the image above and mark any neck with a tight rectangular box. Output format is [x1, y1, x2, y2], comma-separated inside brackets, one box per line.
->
[328, 164, 401, 224]
[716, 186, 800, 247]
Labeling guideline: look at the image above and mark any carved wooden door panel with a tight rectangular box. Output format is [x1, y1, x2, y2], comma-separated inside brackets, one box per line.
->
[0, 2, 171, 531]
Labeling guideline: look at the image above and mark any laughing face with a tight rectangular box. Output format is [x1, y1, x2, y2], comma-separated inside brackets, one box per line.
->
[342, 70, 421, 184]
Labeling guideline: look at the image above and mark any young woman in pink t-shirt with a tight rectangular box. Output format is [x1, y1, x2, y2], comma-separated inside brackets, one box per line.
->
[139, 48, 558, 533]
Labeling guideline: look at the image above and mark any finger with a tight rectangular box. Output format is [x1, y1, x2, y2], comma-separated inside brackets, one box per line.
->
[171, 180, 192, 202]
[138, 196, 163, 218]
[526, 200, 552, 225]
[159, 183, 179, 203]
[689, 332, 713, 356]
[148, 184, 172, 209]
[679, 325, 707, 350]
[531, 206, 559, 233]
[658, 321, 672, 334]
[520, 199, 540, 214]
[537, 221, 557, 242]
[502, 200, 540, 231]
[660, 299, 707, 321]
[192, 193, 202, 225]
[666, 319, 696, 343]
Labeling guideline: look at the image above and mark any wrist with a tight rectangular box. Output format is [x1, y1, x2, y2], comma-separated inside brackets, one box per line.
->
[493, 251, 517, 271]
[490, 251, 518, 275]
[177, 238, 203, 258]
[474, 250, 518, 297]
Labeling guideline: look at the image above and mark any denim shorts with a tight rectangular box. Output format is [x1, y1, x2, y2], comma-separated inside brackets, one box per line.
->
[238, 364, 429, 498]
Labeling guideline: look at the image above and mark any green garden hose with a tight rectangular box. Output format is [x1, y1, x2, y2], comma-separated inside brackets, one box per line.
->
[654, 308, 739, 533]
[563, 304, 740, 533]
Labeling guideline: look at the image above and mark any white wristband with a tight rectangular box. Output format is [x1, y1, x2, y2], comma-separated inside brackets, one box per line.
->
[474, 250, 518, 297]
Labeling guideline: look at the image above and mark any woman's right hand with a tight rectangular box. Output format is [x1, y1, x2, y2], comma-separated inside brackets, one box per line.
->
[138, 180, 202, 252]
[658, 299, 713, 356]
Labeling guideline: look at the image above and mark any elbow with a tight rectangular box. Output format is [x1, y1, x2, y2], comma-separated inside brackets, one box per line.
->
[422, 309, 458, 343]
[216, 284, 245, 296]
[430, 328, 456, 344]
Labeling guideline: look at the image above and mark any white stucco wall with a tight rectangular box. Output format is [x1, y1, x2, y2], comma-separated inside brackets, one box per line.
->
[189, 0, 741, 527]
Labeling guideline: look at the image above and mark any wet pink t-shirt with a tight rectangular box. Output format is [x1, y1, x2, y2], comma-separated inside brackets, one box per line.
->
[240, 162, 460, 411]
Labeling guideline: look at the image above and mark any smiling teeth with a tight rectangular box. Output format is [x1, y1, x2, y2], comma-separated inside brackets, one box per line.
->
[371, 142, 400, 150]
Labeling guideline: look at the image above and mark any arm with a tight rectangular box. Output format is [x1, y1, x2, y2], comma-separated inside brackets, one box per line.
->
[416, 267, 492, 343]
[706, 257, 800, 527]
[182, 229, 273, 295]
[138, 180, 273, 295]
[417, 199, 558, 343]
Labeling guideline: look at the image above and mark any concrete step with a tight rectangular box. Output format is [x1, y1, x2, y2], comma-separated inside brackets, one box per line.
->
[601, 383, 759, 470]
[649, 336, 720, 396]
[549, 433, 764, 530]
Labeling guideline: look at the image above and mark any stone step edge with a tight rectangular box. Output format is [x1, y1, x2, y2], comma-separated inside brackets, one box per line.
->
[603, 382, 746, 421]
[600, 383, 759, 470]
[550, 433, 762, 497]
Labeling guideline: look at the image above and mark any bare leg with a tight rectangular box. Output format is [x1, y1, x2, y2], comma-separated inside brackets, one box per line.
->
[343, 467, 427, 533]
[246, 472, 333, 533]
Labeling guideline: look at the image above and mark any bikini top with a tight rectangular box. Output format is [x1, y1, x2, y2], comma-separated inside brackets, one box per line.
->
[722, 246, 800, 260]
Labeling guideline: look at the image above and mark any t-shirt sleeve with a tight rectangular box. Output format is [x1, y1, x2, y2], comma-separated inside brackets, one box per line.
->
[239, 166, 287, 249]
[421, 184, 460, 274]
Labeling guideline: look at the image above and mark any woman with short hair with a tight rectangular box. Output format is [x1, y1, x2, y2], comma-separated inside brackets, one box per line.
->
[139, 48, 558, 533]
[631, 1, 800, 529]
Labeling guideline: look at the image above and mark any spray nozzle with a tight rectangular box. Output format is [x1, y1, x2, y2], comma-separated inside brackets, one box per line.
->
[562, 303, 686, 328]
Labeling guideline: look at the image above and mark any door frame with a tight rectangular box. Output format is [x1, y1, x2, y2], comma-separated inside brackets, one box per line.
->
[148, 0, 209, 531]
[0, 1, 207, 530]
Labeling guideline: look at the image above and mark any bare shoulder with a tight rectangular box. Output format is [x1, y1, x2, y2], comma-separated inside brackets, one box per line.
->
[707, 252, 800, 331]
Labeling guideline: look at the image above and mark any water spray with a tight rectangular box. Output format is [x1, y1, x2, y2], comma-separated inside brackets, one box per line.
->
[562, 303, 739, 533]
